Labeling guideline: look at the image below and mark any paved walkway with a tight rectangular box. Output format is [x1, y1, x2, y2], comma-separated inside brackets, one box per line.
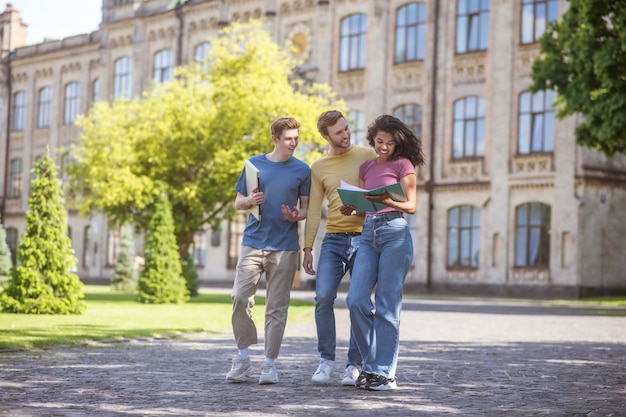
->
[1, 292, 625, 416]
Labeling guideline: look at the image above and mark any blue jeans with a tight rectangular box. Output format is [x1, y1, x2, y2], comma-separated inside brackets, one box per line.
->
[346, 212, 413, 379]
[314, 233, 361, 368]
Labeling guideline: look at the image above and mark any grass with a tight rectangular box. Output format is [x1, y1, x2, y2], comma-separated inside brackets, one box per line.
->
[0, 285, 315, 351]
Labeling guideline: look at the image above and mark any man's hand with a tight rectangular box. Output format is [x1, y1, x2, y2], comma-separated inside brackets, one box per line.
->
[302, 248, 315, 275]
[281, 205, 300, 222]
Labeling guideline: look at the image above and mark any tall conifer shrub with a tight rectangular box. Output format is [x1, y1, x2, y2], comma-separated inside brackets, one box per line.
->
[0, 152, 85, 314]
[137, 193, 189, 304]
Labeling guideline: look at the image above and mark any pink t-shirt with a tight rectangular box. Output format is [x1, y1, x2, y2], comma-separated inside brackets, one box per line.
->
[359, 157, 415, 214]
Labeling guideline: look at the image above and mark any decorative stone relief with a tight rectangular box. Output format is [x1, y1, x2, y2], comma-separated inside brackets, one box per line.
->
[452, 58, 486, 86]
[9, 134, 24, 150]
[511, 154, 553, 176]
[516, 50, 539, 79]
[35, 67, 54, 78]
[336, 73, 365, 100]
[61, 62, 82, 74]
[391, 66, 423, 94]
[34, 130, 50, 147]
[448, 159, 483, 179]
[511, 269, 550, 282]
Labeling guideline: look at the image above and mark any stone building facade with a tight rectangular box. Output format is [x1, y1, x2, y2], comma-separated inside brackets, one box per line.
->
[0, 0, 625, 297]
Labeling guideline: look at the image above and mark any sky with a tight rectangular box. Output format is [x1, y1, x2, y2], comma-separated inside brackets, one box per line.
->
[9, 0, 102, 45]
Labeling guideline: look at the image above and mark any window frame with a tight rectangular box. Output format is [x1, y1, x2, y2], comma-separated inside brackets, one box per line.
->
[113, 56, 133, 100]
[347, 110, 365, 146]
[12, 91, 26, 131]
[153, 49, 174, 84]
[521, 0, 559, 44]
[455, 0, 490, 54]
[37, 86, 52, 128]
[447, 205, 481, 269]
[514, 202, 551, 268]
[452, 96, 486, 159]
[63, 82, 80, 125]
[8, 158, 23, 198]
[393, 103, 423, 140]
[395, 2, 427, 63]
[517, 90, 556, 154]
[339, 14, 367, 72]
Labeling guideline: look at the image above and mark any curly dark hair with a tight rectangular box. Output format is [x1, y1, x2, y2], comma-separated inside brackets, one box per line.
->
[366, 114, 425, 167]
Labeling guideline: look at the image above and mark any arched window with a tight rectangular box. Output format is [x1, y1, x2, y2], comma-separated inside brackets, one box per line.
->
[37, 86, 52, 128]
[447, 205, 480, 268]
[393, 103, 422, 140]
[456, 0, 490, 53]
[113, 56, 133, 100]
[64, 82, 80, 125]
[12, 91, 26, 131]
[339, 14, 367, 72]
[453, 96, 486, 159]
[194, 42, 210, 68]
[515, 202, 551, 267]
[153, 49, 174, 84]
[347, 110, 365, 146]
[395, 2, 426, 63]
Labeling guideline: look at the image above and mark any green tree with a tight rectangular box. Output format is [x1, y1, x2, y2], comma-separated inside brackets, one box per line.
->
[137, 192, 189, 304]
[0, 152, 85, 314]
[110, 224, 137, 292]
[0, 219, 12, 284]
[531, 0, 626, 156]
[69, 20, 346, 259]
[181, 254, 199, 297]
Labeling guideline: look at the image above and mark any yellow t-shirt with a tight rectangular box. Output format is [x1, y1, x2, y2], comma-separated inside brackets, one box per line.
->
[303, 145, 377, 249]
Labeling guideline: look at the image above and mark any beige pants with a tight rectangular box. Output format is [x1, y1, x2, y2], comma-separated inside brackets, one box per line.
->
[231, 246, 298, 359]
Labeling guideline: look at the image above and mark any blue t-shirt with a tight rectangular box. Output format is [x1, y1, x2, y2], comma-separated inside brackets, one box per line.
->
[234, 154, 311, 251]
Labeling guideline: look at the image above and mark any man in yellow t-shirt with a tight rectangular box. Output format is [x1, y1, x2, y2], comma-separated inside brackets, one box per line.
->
[303, 110, 376, 386]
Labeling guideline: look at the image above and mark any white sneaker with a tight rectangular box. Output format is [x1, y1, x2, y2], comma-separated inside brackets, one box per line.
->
[259, 362, 278, 385]
[311, 358, 335, 384]
[341, 365, 361, 386]
[226, 354, 253, 382]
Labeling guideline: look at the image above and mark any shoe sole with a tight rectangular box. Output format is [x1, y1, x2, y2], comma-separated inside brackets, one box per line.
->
[341, 379, 356, 386]
[226, 367, 254, 383]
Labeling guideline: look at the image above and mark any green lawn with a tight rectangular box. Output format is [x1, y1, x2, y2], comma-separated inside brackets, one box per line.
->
[0, 285, 315, 350]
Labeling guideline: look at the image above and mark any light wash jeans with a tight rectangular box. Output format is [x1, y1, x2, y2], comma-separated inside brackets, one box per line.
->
[231, 246, 298, 359]
[346, 212, 413, 379]
[314, 233, 361, 368]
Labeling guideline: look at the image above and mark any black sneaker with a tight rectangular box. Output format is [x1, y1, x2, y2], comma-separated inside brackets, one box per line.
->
[365, 374, 397, 391]
[355, 371, 372, 389]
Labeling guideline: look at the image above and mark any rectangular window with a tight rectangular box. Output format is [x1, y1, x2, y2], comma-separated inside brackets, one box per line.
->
[521, 0, 559, 44]
[517, 90, 556, 154]
[113, 57, 133, 100]
[395, 3, 426, 63]
[456, 0, 490, 53]
[153, 49, 174, 84]
[8, 158, 23, 198]
[37, 87, 52, 128]
[12, 91, 26, 131]
[64, 82, 80, 125]
[339, 14, 367, 72]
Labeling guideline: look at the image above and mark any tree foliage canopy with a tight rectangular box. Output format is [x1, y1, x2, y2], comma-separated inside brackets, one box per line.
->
[0, 152, 85, 314]
[531, 0, 626, 156]
[69, 20, 346, 256]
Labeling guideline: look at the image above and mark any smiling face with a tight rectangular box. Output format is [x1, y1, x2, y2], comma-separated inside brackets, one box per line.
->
[273, 128, 299, 158]
[323, 117, 351, 154]
[373, 130, 397, 162]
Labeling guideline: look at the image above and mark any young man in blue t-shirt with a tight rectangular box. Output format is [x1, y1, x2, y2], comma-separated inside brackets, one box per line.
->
[227, 117, 311, 385]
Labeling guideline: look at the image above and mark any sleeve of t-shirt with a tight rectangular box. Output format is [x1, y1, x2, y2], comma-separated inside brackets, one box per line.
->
[397, 158, 416, 179]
